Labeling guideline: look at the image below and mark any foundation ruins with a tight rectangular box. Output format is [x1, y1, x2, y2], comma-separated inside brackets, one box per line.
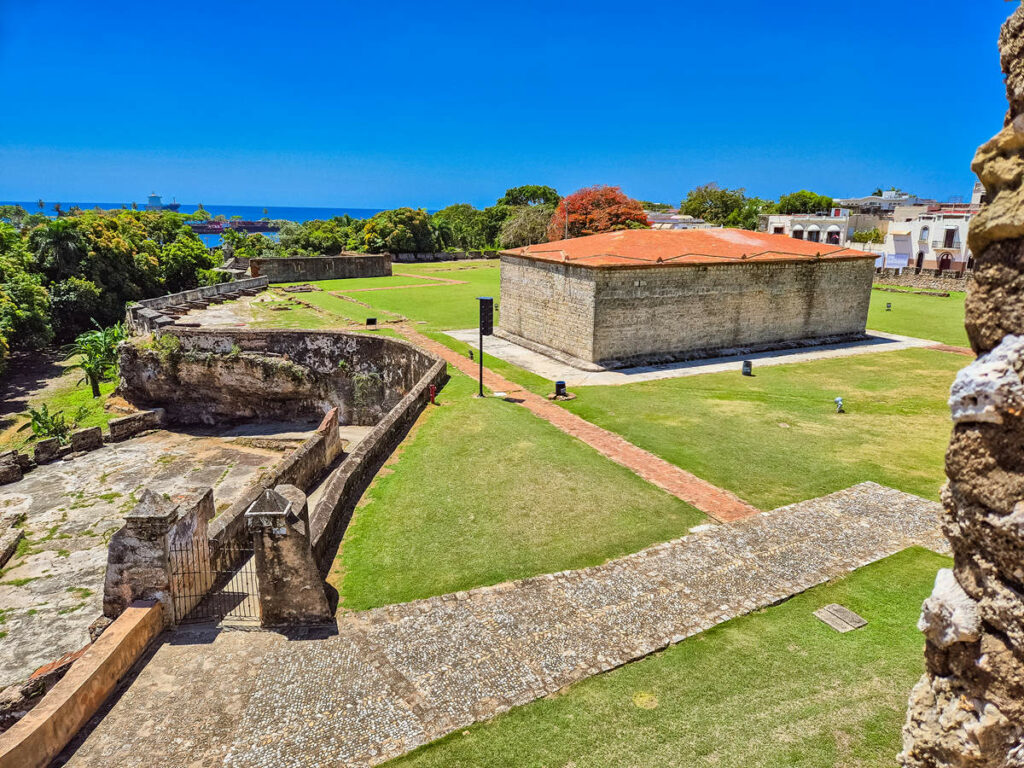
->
[900, 6, 1024, 765]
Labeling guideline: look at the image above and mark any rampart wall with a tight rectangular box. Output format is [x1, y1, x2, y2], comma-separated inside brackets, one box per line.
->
[249, 254, 391, 282]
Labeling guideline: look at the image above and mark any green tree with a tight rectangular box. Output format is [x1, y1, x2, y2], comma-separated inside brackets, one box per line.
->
[680, 184, 746, 225]
[29, 217, 86, 280]
[63, 322, 126, 398]
[159, 230, 216, 292]
[361, 208, 435, 254]
[0, 272, 52, 350]
[723, 197, 777, 230]
[851, 228, 884, 244]
[48, 277, 103, 341]
[499, 204, 556, 248]
[497, 185, 561, 207]
[777, 190, 833, 214]
[431, 204, 489, 250]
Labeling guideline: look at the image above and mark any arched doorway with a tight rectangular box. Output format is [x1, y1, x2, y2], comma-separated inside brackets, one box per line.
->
[826, 226, 841, 245]
[916, 252, 925, 273]
[939, 254, 952, 271]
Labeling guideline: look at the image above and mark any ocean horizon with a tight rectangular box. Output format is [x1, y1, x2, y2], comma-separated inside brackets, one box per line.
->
[1, 200, 389, 223]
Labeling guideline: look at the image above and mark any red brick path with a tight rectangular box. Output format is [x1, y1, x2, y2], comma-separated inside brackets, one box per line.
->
[928, 344, 975, 357]
[398, 325, 762, 523]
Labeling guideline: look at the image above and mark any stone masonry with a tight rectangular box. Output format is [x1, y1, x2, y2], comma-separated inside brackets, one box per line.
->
[499, 230, 876, 368]
[65, 482, 946, 768]
[900, 6, 1024, 765]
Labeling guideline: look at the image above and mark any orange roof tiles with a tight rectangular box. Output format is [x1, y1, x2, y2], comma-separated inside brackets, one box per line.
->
[500, 228, 876, 269]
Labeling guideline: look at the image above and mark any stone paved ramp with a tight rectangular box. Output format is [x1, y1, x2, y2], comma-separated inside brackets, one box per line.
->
[63, 483, 947, 768]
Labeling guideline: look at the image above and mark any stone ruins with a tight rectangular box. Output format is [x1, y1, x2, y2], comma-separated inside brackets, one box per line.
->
[901, 6, 1024, 765]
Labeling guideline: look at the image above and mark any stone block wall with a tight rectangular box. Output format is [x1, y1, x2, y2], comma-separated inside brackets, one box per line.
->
[498, 256, 598, 364]
[874, 270, 973, 293]
[392, 251, 498, 263]
[249, 254, 391, 282]
[125, 277, 269, 334]
[498, 254, 875, 367]
[592, 259, 874, 365]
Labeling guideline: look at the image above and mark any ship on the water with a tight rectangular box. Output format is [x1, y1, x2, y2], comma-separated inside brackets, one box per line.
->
[144, 192, 180, 211]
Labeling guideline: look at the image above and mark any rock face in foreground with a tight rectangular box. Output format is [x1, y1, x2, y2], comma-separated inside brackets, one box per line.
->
[900, 6, 1024, 766]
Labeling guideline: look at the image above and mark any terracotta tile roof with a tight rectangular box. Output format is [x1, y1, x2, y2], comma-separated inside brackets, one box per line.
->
[500, 228, 876, 269]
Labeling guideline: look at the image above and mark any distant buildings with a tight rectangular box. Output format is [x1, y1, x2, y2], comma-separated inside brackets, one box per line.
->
[645, 211, 716, 230]
[756, 186, 984, 274]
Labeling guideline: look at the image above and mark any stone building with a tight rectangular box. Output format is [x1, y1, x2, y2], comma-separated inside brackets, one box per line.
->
[498, 228, 876, 369]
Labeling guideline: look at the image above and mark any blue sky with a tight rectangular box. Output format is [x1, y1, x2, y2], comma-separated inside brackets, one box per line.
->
[0, 0, 1012, 209]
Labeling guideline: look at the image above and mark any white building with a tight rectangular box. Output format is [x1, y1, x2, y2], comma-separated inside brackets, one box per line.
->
[761, 209, 850, 244]
[646, 212, 717, 230]
[881, 210, 973, 272]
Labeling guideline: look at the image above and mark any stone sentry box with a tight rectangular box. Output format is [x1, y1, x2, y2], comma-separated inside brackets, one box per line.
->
[498, 229, 877, 369]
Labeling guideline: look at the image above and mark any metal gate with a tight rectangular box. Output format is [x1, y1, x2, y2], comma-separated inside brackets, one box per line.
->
[170, 542, 260, 624]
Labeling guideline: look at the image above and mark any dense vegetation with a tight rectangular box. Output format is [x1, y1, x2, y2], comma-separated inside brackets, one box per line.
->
[678, 184, 833, 227]
[0, 204, 220, 374]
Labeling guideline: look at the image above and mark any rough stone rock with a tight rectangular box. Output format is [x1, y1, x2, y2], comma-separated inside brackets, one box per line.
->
[0, 461, 22, 485]
[949, 336, 1024, 425]
[69, 426, 103, 453]
[902, 5, 1024, 765]
[919, 569, 982, 649]
[32, 437, 61, 464]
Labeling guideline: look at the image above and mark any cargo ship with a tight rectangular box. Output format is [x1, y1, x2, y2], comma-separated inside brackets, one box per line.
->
[144, 192, 181, 211]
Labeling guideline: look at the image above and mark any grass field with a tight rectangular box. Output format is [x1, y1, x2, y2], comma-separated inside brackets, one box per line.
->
[868, 287, 968, 347]
[387, 547, 949, 768]
[0, 363, 117, 452]
[330, 371, 706, 611]
[560, 348, 962, 510]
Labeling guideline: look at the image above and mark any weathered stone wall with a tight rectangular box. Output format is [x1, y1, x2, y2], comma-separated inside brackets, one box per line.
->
[901, 6, 1024, 765]
[499, 254, 874, 367]
[875, 271, 974, 293]
[125, 277, 269, 334]
[118, 328, 439, 426]
[249, 254, 391, 282]
[309, 356, 448, 567]
[591, 259, 874, 365]
[498, 255, 597, 364]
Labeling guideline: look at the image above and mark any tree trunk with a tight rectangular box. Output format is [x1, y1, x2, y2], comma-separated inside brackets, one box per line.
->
[89, 374, 100, 398]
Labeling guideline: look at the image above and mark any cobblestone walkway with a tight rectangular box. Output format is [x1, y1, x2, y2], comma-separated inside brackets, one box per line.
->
[64, 483, 946, 768]
[397, 325, 760, 522]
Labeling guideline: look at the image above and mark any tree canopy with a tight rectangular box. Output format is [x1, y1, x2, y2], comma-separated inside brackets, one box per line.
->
[546, 186, 649, 241]
[680, 184, 746, 225]
[497, 185, 561, 207]
[777, 190, 833, 214]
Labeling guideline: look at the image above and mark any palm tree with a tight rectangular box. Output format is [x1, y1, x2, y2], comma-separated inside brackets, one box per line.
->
[63, 322, 126, 398]
[30, 217, 85, 278]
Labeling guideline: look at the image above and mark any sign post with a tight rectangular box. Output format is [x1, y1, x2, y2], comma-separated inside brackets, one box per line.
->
[476, 296, 493, 397]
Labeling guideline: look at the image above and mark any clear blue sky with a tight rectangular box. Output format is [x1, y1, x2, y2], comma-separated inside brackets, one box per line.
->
[0, 0, 1012, 209]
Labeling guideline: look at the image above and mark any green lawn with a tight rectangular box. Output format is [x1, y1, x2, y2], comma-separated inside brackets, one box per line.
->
[867, 288, 968, 347]
[0, 363, 117, 452]
[388, 547, 949, 768]
[560, 348, 961, 510]
[331, 371, 705, 610]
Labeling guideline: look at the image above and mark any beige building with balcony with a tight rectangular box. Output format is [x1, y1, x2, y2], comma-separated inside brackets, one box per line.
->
[884, 211, 973, 272]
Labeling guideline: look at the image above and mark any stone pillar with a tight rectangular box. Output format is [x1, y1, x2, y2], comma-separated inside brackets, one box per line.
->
[900, 6, 1024, 766]
[245, 486, 332, 626]
[103, 488, 214, 626]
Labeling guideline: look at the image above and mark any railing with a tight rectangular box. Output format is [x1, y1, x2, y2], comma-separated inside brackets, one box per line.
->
[932, 240, 962, 250]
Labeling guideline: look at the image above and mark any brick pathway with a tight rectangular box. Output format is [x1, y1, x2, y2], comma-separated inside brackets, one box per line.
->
[63, 483, 947, 768]
[397, 325, 761, 522]
[928, 343, 975, 357]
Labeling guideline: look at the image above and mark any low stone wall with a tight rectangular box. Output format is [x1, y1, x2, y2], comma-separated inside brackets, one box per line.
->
[0, 601, 162, 768]
[873, 269, 973, 292]
[249, 254, 391, 282]
[310, 356, 447, 566]
[119, 328, 440, 426]
[207, 411, 342, 552]
[0, 411, 165, 488]
[392, 251, 498, 263]
[125, 276, 269, 334]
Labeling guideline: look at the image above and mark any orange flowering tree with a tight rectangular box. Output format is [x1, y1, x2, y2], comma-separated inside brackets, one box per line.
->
[546, 185, 649, 241]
